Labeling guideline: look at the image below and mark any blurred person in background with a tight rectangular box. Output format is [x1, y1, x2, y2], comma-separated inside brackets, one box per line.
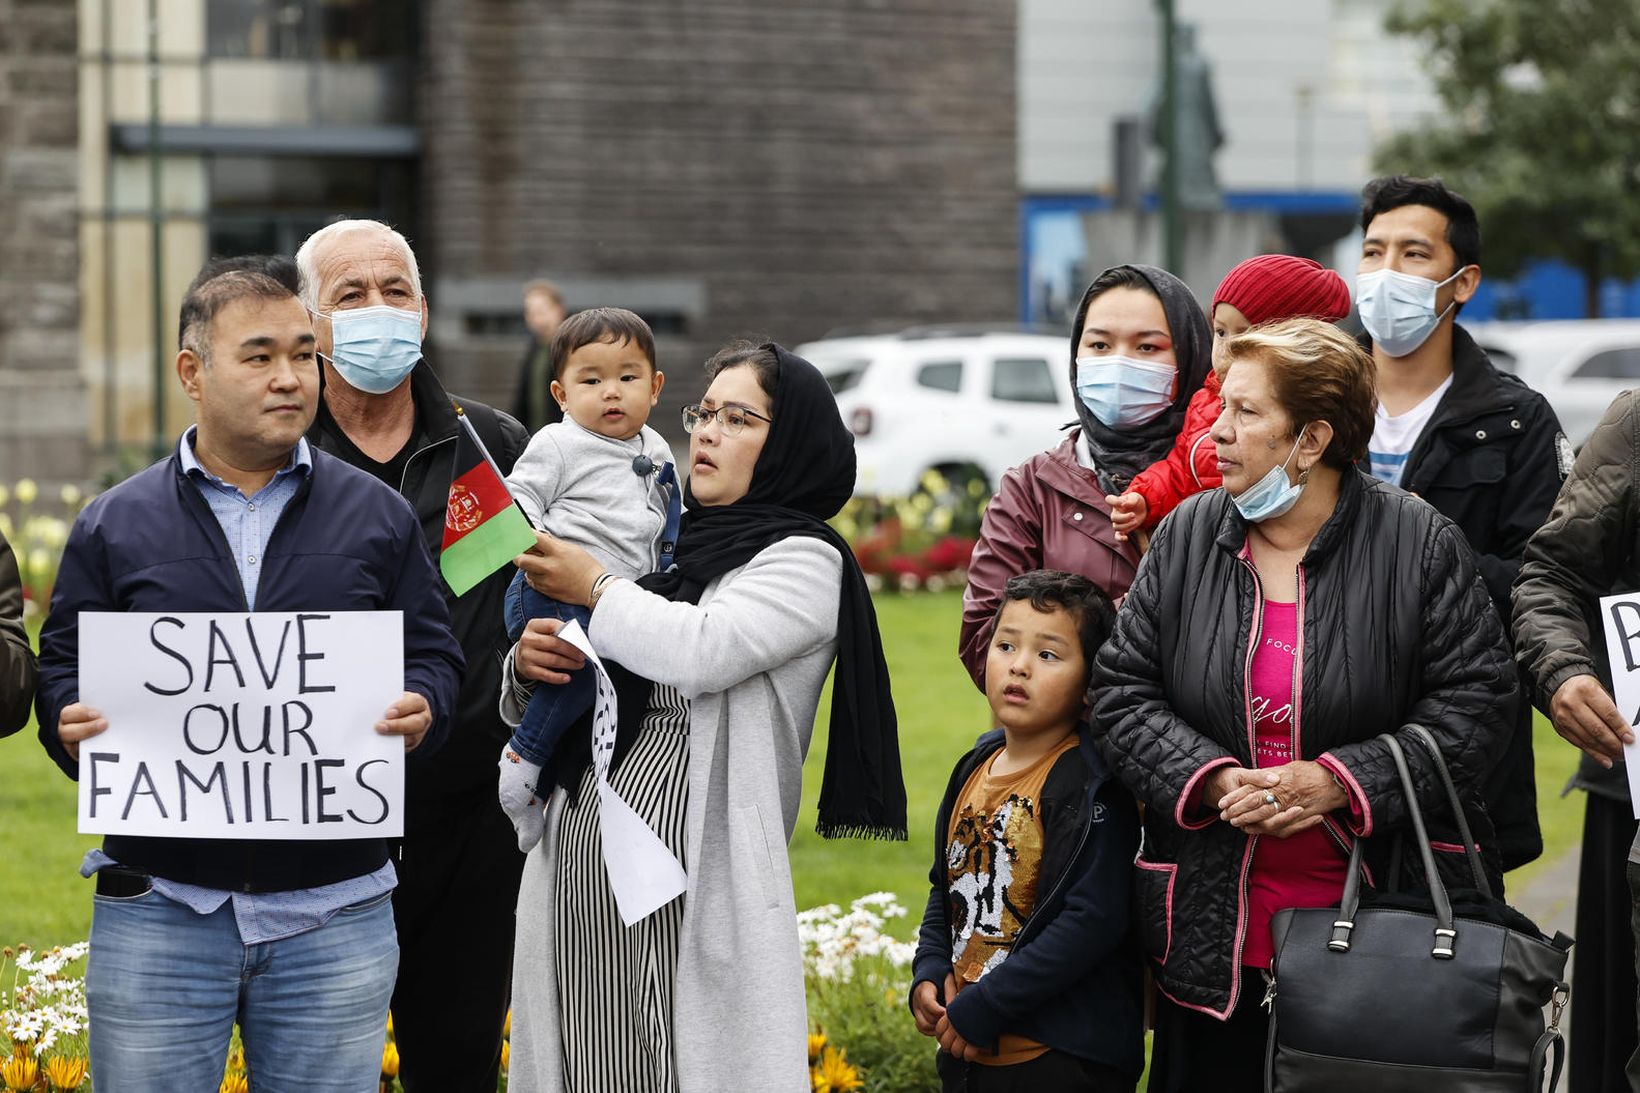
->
[513, 279, 569, 433]
[1354, 175, 1565, 880]
[1106, 254, 1352, 542]
[959, 264, 1210, 689]
[0, 525, 35, 737]
[1513, 390, 1640, 1092]
[296, 219, 531, 1092]
[1095, 318, 1515, 1092]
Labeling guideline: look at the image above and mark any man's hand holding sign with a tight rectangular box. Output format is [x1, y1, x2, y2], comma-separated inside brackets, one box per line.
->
[1596, 595, 1640, 810]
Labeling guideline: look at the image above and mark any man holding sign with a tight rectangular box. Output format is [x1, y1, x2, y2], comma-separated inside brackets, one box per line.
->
[1514, 389, 1640, 1090]
[34, 257, 463, 1092]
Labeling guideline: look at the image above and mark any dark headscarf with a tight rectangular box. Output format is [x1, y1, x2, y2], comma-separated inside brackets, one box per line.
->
[587, 343, 907, 841]
[1068, 263, 1212, 494]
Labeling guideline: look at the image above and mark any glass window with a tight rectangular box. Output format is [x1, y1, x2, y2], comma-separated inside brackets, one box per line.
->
[208, 0, 417, 61]
[206, 155, 415, 262]
[991, 358, 1058, 404]
[916, 360, 963, 393]
[1574, 347, 1640, 380]
[820, 361, 871, 395]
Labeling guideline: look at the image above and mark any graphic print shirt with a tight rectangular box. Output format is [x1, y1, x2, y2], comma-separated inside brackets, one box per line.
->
[945, 734, 1077, 1064]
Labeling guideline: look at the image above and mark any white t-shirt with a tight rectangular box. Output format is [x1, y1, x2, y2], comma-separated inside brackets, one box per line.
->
[1368, 375, 1453, 488]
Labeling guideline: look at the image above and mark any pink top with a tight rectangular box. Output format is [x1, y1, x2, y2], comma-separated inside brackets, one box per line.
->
[1243, 600, 1348, 970]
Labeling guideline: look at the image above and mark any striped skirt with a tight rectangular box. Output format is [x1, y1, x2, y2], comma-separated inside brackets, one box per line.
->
[553, 683, 690, 1092]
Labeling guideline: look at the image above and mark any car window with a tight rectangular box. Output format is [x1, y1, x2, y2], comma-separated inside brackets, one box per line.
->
[1573, 347, 1640, 380]
[915, 360, 963, 393]
[820, 360, 871, 395]
[991, 358, 1058, 404]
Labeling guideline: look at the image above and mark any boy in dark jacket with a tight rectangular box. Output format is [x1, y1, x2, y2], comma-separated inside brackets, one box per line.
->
[912, 570, 1142, 1092]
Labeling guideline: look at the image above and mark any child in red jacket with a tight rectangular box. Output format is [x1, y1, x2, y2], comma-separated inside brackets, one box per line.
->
[1107, 255, 1353, 541]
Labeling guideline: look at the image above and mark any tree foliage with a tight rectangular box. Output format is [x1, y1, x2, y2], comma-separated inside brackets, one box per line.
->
[1374, 0, 1640, 314]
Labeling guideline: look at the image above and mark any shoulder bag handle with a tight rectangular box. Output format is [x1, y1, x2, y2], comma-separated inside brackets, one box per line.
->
[1330, 733, 1457, 959]
[1405, 723, 1492, 897]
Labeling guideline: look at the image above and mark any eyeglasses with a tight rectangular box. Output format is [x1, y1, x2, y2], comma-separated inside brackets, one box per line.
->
[681, 403, 772, 437]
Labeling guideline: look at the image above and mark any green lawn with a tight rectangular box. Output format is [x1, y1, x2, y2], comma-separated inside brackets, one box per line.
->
[0, 591, 1588, 948]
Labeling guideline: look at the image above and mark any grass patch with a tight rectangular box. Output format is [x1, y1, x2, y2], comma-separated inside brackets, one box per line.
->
[0, 592, 1586, 950]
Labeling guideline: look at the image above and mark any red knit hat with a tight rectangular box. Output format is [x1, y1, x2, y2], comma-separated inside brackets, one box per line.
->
[1211, 255, 1352, 327]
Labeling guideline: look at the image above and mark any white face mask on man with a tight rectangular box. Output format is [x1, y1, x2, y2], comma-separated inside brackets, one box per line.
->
[1355, 266, 1467, 358]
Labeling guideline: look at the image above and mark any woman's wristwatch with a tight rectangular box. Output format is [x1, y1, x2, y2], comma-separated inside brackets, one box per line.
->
[588, 571, 620, 610]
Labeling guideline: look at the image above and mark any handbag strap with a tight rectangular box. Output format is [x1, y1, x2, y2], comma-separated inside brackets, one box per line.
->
[1331, 733, 1457, 959]
[1405, 723, 1492, 896]
[1529, 1026, 1565, 1092]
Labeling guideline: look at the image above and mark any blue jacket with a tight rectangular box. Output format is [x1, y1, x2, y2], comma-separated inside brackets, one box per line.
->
[911, 727, 1144, 1079]
[36, 446, 464, 891]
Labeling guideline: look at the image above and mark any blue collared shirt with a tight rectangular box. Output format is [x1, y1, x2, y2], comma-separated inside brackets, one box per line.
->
[79, 429, 396, 945]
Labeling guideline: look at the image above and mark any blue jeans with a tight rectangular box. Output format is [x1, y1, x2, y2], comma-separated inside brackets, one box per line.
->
[504, 569, 595, 777]
[86, 886, 397, 1092]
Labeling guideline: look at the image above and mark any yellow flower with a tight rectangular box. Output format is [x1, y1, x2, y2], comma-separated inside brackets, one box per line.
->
[225, 1044, 245, 1074]
[501, 1039, 509, 1073]
[502, 1009, 509, 1038]
[44, 1054, 88, 1091]
[807, 1032, 826, 1061]
[811, 1045, 862, 1093]
[381, 1039, 399, 1079]
[59, 484, 81, 508]
[14, 479, 36, 506]
[386, 1012, 394, 1037]
[2, 1053, 38, 1092]
[218, 1073, 247, 1093]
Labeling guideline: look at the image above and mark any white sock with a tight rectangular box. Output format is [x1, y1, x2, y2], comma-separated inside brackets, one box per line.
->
[498, 745, 548, 853]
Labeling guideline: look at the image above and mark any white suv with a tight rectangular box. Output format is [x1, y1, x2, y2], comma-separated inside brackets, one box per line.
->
[796, 326, 1073, 497]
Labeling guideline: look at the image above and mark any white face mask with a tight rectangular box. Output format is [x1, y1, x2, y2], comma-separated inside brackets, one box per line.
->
[1355, 266, 1466, 358]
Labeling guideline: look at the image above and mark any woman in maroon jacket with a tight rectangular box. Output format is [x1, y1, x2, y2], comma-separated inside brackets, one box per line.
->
[959, 264, 1211, 688]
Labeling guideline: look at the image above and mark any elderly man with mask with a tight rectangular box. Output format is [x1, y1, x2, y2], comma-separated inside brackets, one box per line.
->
[36, 255, 462, 1090]
[295, 220, 530, 1092]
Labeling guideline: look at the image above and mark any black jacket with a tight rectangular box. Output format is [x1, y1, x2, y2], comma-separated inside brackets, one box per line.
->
[512, 337, 564, 434]
[1364, 323, 1566, 868]
[0, 528, 36, 738]
[36, 447, 465, 891]
[1093, 469, 1516, 1017]
[310, 362, 531, 825]
[911, 728, 1144, 1079]
[1513, 389, 1640, 802]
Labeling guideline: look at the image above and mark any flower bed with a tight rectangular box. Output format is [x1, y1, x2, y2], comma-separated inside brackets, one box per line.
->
[832, 469, 989, 594]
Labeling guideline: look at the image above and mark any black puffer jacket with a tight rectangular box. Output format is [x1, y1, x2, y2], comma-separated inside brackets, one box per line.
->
[1092, 468, 1517, 1017]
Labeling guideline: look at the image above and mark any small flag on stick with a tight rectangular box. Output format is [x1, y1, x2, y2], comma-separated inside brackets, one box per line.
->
[439, 406, 538, 596]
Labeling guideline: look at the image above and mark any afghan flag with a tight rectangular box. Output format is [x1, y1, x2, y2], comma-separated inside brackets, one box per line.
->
[439, 408, 539, 596]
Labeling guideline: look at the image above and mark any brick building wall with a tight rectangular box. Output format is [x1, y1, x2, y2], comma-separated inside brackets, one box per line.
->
[0, 0, 85, 481]
[417, 0, 1018, 423]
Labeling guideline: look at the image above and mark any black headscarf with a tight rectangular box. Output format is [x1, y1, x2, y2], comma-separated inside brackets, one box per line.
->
[1068, 263, 1212, 494]
[589, 343, 907, 841]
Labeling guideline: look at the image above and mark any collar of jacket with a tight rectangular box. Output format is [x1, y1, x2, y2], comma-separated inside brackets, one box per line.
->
[315, 359, 461, 448]
[1357, 322, 1519, 428]
[1037, 429, 1118, 511]
[1211, 463, 1372, 566]
[956, 723, 1112, 792]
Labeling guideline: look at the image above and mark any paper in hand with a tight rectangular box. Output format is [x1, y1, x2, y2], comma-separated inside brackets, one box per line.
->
[555, 620, 688, 924]
[1598, 593, 1640, 818]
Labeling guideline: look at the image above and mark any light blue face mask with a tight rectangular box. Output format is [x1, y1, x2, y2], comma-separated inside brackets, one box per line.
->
[1232, 432, 1307, 523]
[1075, 355, 1177, 429]
[320, 304, 423, 394]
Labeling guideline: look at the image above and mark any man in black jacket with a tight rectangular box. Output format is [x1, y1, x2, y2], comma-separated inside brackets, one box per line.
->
[1355, 175, 1567, 874]
[0, 526, 35, 738]
[296, 220, 531, 1092]
[512, 278, 567, 433]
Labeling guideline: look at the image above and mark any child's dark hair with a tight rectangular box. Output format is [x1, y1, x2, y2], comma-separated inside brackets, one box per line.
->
[549, 306, 657, 380]
[1360, 175, 1481, 272]
[996, 570, 1117, 671]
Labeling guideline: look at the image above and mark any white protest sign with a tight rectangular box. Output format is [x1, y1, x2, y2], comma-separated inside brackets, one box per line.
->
[1599, 593, 1640, 818]
[77, 611, 405, 839]
[556, 620, 687, 925]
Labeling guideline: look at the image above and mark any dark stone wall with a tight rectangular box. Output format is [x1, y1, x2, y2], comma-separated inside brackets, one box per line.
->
[418, 0, 1018, 421]
[0, 0, 85, 480]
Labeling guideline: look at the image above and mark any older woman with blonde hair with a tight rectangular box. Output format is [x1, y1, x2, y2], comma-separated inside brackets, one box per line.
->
[1092, 318, 1518, 1092]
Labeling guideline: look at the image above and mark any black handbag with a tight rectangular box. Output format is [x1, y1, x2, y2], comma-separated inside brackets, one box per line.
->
[1264, 726, 1573, 1092]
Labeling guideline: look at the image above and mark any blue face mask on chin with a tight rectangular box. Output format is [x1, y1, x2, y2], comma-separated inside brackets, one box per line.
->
[320, 304, 423, 394]
[1075, 355, 1177, 429]
[1231, 432, 1307, 523]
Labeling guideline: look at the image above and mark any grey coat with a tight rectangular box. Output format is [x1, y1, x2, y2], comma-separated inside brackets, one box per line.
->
[509, 536, 842, 1093]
